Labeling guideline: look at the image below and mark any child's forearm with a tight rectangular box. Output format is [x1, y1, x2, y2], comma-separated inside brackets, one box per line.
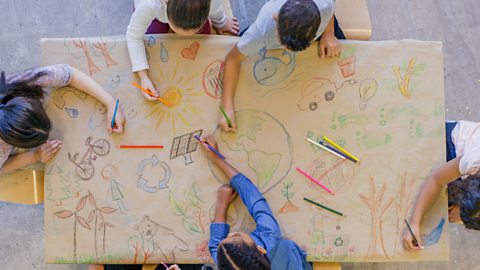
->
[210, 155, 239, 181]
[213, 203, 228, 223]
[0, 152, 37, 174]
[411, 157, 461, 224]
[222, 47, 245, 108]
[324, 14, 336, 35]
[410, 176, 445, 224]
[69, 67, 116, 109]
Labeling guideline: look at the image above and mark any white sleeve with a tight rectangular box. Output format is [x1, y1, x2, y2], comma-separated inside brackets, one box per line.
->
[126, 1, 160, 72]
[209, 0, 228, 28]
[459, 148, 480, 177]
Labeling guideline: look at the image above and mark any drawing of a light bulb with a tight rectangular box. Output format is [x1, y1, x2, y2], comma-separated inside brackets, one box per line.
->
[358, 79, 378, 110]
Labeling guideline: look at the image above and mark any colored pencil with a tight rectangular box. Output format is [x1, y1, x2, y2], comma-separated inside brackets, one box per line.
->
[219, 105, 232, 128]
[318, 140, 358, 164]
[111, 99, 119, 129]
[131, 82, 172, 107]
[161, 261, 169, 269]
[304, 197, 345, 217]
[304, 137, 345, 160]
[296, 167, 335, 195]
[194, 135, 226, 159]
[404, 219, 419, 247]
[117, 145, 164, 149]
[322, 136, 360, 164]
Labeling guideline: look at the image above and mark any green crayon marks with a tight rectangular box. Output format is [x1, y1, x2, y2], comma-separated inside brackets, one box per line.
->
[331, 112, 368, 130]
[356, 131, 392, 149]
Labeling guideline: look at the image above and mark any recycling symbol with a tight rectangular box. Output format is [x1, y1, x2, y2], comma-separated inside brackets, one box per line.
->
[137, 154, 171, 193]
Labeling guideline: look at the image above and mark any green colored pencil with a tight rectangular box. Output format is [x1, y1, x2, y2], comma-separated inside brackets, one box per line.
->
[303, 197, 346, 217]
[219, 105, 232, 128]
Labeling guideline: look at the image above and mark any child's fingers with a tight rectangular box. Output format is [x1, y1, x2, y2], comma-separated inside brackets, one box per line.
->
[142, 91, 158, 101]
[318, 42, 326, 58]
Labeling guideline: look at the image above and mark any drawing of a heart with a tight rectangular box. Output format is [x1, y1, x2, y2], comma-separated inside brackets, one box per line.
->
[181, 42, 200, 60]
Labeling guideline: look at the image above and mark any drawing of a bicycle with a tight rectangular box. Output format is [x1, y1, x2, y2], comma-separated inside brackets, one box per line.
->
[68, 137, 111, 180]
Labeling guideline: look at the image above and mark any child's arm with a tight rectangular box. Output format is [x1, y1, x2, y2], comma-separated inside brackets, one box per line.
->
[318, 15, 341, 58]
[210, 0, 239, 35]
[126, 3, 161, 101]
[209, 184, 236, 264]
[69, 67, 125, 133]
[404, 157, 461, 250]
[201, 135, 281, 236]
[0, 140, 61, 175]
[219, 47, 247, 132]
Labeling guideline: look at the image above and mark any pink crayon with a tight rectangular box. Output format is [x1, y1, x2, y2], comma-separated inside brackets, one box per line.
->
[296, 167, 335, 195]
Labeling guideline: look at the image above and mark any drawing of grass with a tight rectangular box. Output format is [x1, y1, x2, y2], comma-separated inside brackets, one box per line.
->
[54, 252, 127, 264]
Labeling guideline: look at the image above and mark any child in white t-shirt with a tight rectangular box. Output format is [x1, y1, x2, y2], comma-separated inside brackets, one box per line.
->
[404, 121, 480, 250]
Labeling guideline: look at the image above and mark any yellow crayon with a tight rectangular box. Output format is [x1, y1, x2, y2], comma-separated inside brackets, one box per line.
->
[322, 136, 360, 164]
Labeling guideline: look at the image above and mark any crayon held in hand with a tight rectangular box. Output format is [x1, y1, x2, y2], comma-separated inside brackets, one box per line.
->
[219, 105, 232, 128]
[131, 82, 172, 106]
[111, 99, 119, 129]
[194, 135, 225, 159]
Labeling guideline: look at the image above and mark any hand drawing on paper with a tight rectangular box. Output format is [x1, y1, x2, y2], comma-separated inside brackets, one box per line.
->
[68, 137, 111, 180]
[209, 110, 293, 193]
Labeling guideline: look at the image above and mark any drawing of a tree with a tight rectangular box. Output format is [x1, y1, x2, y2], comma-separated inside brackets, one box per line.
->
[169, 181, 208, 234]
[279, 181, 298, 213]
[393, 172, 415, 255]
[359, 176, 393, 260]
[54, 194, 92, 262]
[46, 165, 72, 205]
[85, 191, 117, 260]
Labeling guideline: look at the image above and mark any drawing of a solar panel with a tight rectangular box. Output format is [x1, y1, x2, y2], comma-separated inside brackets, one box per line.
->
[170, 129, 203, 165]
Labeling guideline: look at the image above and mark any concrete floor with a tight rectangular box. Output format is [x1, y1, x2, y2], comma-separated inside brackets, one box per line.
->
[0, 0, 479, 269]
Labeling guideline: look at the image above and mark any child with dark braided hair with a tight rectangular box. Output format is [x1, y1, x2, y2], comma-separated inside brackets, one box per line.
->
[200, 135, 312, 270]
[0, 64, 125, 175]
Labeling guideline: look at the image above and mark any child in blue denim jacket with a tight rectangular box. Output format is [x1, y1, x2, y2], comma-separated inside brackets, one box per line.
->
[200, 135, 311, 270]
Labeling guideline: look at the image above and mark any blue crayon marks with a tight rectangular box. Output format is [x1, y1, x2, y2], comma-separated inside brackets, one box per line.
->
[253, 48, 296, 86]
[421, 218, 445, 246]
[160, 42, 169, 62]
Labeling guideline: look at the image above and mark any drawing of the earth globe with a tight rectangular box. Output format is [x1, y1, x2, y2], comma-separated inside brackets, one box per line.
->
[209, 110, 293, 193]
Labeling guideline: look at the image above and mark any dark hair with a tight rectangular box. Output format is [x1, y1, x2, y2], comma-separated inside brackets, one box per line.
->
[447, 176, 480, 230]
[217, 239, 271, 270]
[0, 71, 51, 148]
[277, 0, 321, 51]
[167, 0, 210, 31]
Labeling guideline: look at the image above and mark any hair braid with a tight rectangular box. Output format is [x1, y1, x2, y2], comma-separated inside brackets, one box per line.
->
[218, 241, 270, 270]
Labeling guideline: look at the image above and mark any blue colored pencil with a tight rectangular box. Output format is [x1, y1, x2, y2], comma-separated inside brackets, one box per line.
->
[194, 135, 225, 159]
[111, 99, 119, 129]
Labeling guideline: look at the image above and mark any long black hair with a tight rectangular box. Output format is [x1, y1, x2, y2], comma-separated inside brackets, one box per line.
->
[0, 71, 51, 148]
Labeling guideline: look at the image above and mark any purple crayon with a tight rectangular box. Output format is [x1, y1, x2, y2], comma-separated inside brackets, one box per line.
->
[194, 135, 226, 160]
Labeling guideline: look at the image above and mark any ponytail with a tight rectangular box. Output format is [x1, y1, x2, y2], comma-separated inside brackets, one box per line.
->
[0, 71, 50, 148]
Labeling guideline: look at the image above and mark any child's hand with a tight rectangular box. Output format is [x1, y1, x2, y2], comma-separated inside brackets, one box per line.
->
[216, 184, 236, 207]
[402, 221, 424, 251]
[219, 106, 237, 132]
[167, 265, 181, 270]
[139, 75, 160, 102]
[107, 102, 126, 134]
[317, 33, 341, 58]
[33, 139, 62, 163]
[215, 17, 240, 36]
[199, 135, 220, 160]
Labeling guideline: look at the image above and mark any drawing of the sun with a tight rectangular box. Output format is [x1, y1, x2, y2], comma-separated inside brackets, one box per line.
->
[147, 62, 204, 132]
